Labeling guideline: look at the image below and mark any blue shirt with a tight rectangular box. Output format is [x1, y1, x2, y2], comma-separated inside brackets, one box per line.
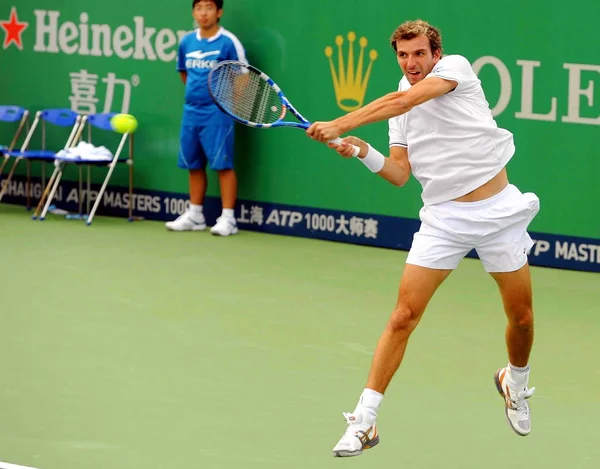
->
[177, 27, 247, 125]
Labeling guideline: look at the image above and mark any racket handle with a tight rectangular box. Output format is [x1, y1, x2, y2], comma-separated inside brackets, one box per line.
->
[329, 137, 360, 157]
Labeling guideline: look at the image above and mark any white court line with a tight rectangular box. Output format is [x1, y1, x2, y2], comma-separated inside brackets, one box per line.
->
[0, 461, 40, 469]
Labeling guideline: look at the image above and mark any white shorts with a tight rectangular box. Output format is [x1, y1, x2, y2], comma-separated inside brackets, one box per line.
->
[406, 184, 540, 273]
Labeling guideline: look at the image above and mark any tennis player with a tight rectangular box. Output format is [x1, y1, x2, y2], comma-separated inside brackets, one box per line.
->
[306, 19, 540, 456]
[166, 0, 247, 236]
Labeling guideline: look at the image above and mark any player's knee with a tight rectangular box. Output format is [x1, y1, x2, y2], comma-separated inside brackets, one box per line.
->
[509, 305, 534, 331]
[387, 304, 421, 335]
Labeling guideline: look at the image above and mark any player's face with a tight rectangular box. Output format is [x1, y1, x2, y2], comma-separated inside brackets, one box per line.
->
[395, 35, 441, 85]
[193, 1, 222, 30]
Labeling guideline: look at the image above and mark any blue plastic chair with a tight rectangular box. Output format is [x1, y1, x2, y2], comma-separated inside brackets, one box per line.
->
[0, 105, 29, 178]
[37, 112, 135, 224]
[86, 113, 115, 131]
[0, 108, 83, 208]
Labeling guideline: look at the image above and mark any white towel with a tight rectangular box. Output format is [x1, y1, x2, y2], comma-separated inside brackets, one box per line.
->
[56, 141, 114, 161]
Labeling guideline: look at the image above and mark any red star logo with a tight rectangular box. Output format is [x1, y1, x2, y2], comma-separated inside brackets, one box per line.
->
[1, 7, 28, 50]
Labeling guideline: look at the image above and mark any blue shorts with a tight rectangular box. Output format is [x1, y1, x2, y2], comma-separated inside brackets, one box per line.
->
[178, 123, 234, 171]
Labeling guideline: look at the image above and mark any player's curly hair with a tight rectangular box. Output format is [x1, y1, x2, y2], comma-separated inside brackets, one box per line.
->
[390, 19, 443, 55]
[192, 0, 223, 9]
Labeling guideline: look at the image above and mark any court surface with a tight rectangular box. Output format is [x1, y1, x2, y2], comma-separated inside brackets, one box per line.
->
[1, 203, 598, 469]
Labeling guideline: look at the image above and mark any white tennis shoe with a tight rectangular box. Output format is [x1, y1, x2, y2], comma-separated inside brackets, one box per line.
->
[165, 211, 206, 231]
[494, 367, 535, 436]
[210, 216, 238, 236]
[332, 411, 379, 457]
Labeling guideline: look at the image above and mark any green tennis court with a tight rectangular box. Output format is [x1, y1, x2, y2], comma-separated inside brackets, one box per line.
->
[1, 203, 598, 469]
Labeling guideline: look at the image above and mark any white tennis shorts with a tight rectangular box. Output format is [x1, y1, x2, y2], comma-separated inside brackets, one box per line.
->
[406, 184, 540, 273]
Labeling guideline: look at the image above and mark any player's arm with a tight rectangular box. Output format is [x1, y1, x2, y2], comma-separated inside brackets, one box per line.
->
[176, 38, 187, 85]
[379, 145, 410, 187]
[340, 77, 456, 130]
[332, 137, 411, 187]
[308, 77, 457, 142]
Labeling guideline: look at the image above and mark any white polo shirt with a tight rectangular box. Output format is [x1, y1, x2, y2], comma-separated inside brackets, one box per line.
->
[389, 54, 515, 206]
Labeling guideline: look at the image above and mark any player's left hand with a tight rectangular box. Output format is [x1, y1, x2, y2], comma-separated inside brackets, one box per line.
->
[328, 136, 368, 158]
[306, 121, 343, 143]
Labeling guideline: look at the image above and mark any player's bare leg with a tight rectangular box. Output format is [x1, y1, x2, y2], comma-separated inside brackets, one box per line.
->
[217, 168, 237, 210]
[211, 169, 238, 236]
[189, 168, 207, 206]
[165, 169, 207, 231]
[492, 262, 536, 436]
[333, 264, 452, 457]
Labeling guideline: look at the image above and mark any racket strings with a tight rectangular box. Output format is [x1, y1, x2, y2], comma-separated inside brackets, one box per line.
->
[210, 64, 284, 125]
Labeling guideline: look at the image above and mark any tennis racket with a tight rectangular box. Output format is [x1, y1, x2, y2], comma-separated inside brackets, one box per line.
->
[207, 60, 360, 156]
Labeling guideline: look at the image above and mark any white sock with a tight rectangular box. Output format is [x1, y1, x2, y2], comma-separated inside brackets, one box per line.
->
[354, 388, 383, 425]
[188, 204, 204, 222]
[189, 203, 203, 215]
[222, 208, 235, 220]
[508, 362, 530, 389]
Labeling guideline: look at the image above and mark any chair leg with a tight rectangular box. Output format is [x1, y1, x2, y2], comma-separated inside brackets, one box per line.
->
[78, 165, 83, 216]
[86, 133, 128, 226]
[87, 165, 91, 215]
[86, 163, 115, 225]
[0, 157, 22, 203]
[128, 161, 133, 221]
[40, 163, 65, 220]
[33, 163, 61, 219]
[0, 155, 9, 177]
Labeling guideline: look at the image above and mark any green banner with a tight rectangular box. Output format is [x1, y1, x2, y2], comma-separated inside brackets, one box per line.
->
[1, 0, 599, 240]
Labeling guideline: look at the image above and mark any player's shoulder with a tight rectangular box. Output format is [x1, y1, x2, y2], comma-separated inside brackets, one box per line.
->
[439, 54, 471, 64]
[180, 30, 198, 42]
[219, 28, 244, 47]
[398, 76, 411, 91]
[434, 54, 473, 72]
[179, 30, 198, 48]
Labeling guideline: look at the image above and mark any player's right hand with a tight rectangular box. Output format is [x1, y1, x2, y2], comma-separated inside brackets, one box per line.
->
[328, 136, 368, 159]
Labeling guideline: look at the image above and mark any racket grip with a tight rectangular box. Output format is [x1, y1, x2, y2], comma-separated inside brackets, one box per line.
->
[329, 137, 360, 157]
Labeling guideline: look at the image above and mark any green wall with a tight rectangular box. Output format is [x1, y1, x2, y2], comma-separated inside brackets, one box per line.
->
[1, 0, 599, 238]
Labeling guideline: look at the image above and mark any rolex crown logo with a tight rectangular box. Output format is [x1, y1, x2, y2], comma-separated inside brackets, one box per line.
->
[325, 32, 378, 112]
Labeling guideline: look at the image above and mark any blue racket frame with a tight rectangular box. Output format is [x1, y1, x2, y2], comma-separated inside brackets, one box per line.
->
[207, 60, 360, 156]
[208, 60, 312, 130]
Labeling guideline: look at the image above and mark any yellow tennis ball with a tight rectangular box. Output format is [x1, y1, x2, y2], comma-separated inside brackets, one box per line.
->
[110, 113, 138, 134]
